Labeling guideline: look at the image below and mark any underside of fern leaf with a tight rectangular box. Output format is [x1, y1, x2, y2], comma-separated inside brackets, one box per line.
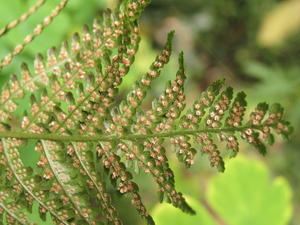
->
[0, 0, 293, 224]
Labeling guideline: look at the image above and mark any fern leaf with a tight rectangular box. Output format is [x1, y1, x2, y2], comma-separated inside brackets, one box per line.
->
[0, 0, 293, 224]
[0, 0, 69, 71]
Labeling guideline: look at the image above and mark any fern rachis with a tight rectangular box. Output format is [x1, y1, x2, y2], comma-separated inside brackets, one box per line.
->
[0, 0, 293, 224]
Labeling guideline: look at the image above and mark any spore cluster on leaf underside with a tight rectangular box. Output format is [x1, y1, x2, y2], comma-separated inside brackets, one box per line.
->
[0, 0, 293, 224]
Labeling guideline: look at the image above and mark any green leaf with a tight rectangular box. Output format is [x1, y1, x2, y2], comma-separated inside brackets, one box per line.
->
[151, 195, 218, 225]
[207, 156, 293, 225]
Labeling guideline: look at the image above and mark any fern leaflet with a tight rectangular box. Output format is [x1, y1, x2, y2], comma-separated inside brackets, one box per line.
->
[0, 0, 293, 224]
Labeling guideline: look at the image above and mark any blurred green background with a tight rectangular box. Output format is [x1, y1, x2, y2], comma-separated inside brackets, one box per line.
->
[0, 0, 299, 224]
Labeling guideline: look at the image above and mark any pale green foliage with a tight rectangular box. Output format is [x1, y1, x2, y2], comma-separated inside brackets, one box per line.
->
[0, 0, 293, 224]
[152, 157, 292, 225]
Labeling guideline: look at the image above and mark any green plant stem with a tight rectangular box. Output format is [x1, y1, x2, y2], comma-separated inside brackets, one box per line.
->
[0, 124, 267, 142]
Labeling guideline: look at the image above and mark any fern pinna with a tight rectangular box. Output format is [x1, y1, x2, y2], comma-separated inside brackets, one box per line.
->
[0, 0, 293, 224]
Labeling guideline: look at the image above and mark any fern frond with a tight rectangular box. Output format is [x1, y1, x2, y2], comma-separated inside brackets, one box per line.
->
[0, 0, 47, 37]
[0, 0, 293, 224]
[0, 0, 69, 72]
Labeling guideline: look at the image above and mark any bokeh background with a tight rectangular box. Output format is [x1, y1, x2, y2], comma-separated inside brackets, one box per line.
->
[0, 0, 299, 224]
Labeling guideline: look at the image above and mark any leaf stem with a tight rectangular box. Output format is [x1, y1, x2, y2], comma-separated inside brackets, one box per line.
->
[0, 124, 268, 142]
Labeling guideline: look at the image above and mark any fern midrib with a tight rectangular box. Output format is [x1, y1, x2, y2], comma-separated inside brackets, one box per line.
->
[71, 141, 118, 221]
[41, 140, 90, 223]
[0, 202, 26, 225]
[0, 138, 69, 225]
[0, 124, 270, 142]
